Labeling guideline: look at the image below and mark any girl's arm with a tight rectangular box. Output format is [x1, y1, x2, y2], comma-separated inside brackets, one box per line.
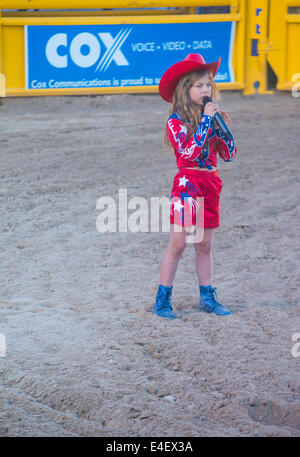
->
[166, 114, 214, 162]
[215, 128, 237, 162]
[214, 110, 237, 162]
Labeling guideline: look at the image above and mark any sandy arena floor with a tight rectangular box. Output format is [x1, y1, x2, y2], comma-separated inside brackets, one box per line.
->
[0, 91, 299, 437]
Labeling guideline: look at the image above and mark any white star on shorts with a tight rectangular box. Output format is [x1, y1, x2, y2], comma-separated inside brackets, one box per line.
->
[173, 200, 184, 212]
[179, 176, 189, 187]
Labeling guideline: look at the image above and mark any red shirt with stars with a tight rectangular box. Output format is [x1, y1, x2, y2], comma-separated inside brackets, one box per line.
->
[166, 112, 237, 169]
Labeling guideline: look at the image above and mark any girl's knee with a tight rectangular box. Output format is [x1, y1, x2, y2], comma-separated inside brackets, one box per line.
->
[169, 238, 186, 256]
[194, 228, 214, 254]
[169, 227, 186, 255]
[194, 239, 212, 254]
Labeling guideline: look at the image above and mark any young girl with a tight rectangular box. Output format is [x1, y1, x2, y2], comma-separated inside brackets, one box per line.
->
[153, 53, 237, 319]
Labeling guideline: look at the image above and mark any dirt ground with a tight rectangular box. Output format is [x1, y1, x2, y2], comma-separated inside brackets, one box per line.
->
[0, 91, 299, 437]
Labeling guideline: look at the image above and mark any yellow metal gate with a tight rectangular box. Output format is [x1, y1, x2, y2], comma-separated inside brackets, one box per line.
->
[0, 1, 299, 97]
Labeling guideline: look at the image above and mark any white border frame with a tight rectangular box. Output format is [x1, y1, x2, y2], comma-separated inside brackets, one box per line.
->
[24, 25, 29, 90]
[228, 21, 236, 82]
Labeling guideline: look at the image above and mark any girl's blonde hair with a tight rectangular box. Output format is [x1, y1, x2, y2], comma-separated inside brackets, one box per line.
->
[164, 70, 219, 148]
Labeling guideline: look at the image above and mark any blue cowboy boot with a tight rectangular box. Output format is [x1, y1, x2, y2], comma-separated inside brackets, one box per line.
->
[199, 285, 231, 316]
[152, 285, 175, 320]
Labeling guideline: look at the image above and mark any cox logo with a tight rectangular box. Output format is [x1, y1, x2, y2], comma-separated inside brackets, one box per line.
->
[46, 28, 132, 72]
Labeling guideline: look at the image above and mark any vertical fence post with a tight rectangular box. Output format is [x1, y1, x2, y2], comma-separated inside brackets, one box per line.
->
[267, 0, 287, 91]
[244, 0, 273, 94]
[0, 8, 5, 97]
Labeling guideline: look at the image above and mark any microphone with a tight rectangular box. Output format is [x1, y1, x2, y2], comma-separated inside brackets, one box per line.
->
[202, 96, 233, 140]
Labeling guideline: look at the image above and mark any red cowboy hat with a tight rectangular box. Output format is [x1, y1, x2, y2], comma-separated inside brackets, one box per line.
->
[159, 53, 222, 102]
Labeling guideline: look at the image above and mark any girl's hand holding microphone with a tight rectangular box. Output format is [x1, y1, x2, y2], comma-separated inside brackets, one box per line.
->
[204, 101, 220, 117]
[204, 102, 232, 127]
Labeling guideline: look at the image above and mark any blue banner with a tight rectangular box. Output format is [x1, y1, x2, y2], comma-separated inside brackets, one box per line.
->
[25, 22, 236, 90]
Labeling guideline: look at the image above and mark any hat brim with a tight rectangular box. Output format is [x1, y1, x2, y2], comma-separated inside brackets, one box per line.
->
[159, 57, 222, 103]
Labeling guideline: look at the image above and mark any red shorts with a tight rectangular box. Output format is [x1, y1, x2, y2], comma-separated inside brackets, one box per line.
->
[170, 168, 223, 228]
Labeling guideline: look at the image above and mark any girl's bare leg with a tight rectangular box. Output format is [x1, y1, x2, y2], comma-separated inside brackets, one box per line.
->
[160, 224, 187, 286]
[194, 228, 214, 286]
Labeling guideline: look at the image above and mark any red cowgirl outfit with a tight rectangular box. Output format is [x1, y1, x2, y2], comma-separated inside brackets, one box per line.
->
[152, 53, 235, 320]
[168, 111, 237, 228]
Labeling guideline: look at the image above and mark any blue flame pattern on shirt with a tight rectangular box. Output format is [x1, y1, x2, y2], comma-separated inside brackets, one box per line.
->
[215, 128, 236, 161]
[193, 114, 213, 148]
[167, 111, 237, 168]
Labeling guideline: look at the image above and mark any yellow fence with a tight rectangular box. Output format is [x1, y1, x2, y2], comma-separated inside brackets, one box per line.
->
[268, 0, 300, 91]
[0, 1, 299, 97]
[244, 0, 300, 94]
[0, 0, 237, 8]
